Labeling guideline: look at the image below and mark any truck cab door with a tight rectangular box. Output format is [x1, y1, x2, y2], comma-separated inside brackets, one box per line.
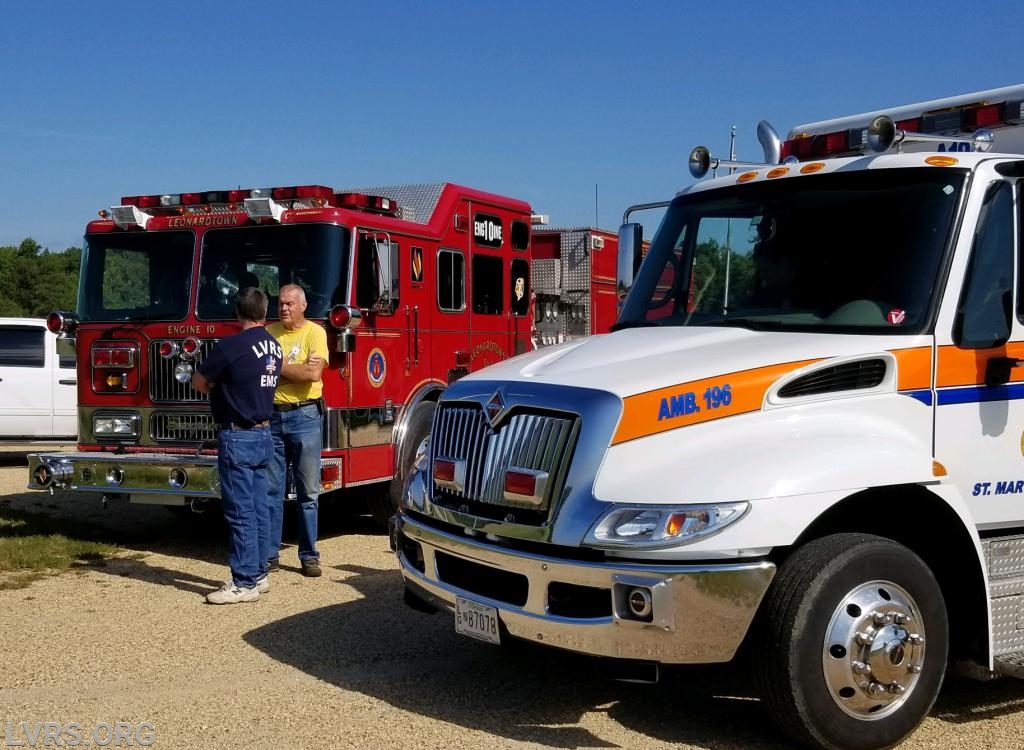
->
[933, 179, 1023, 524]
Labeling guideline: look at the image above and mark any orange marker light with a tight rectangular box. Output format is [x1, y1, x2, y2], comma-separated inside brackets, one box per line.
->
[766, 167, 790, 179]
[932, 460, 948, 477]
[799, 162, 826, 174]
[925, 156, 958, 167]
[737, 171, 758, 183]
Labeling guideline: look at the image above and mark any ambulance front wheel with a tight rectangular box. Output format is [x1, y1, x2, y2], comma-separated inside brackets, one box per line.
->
[753, 533, 948, 750]
[371, 400, 436, 528]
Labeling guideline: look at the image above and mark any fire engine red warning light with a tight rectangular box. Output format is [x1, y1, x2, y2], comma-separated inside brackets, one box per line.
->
[329, 305, 351, 328]
[504, 470, 537, 497]
[433, 459, 456, 483]
[320, 462, 342, 486]
[93, 347, 135, 368]
[181, 337, 201, 356]
[158, 340, 180, 359]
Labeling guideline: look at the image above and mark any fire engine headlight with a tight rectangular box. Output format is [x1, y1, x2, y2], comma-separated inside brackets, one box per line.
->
[93, 413, 141, 438]
[585, 502, 749, 549]
[174, 362, 194, 383]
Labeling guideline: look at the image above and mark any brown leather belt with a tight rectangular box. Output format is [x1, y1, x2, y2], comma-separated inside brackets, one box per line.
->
[274, 399, 318, 413]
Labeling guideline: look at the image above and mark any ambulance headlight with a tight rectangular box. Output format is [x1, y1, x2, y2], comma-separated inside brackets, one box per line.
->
[585, 502, 749, 549]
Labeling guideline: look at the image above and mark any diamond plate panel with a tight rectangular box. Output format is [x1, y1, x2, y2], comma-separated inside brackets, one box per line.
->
[338, 183, 446, 225]
[560, 230, 592, 293]
[533, 258, 561, 294]
[984, 536, 1024, 579]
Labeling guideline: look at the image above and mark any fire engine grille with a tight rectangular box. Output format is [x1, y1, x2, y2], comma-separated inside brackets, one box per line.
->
[431, 404, 579, 524]
[149, 340, 216, 403]
[150, 412, 216, 442]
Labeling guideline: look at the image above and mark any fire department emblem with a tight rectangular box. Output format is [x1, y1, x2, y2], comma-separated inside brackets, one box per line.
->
[367, 348, 386, 388]
[411, 246, 423, 283]
[486, 389, 505, 426]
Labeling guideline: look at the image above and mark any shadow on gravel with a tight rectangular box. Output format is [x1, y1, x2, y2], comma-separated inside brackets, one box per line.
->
[243, 563, 796, 749]
[931, 674, 1024, 724]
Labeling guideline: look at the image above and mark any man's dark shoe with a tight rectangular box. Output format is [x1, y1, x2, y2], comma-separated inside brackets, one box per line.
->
[267, 558, 280, 572]
[301, 559, 322, 578]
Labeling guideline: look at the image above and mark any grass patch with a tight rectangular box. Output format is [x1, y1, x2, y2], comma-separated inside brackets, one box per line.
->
[0, 507, 120, 589]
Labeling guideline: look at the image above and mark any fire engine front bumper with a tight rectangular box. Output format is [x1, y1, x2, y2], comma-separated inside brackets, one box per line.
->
[27, 451, 219, 502]
[394, 514, 776, 664]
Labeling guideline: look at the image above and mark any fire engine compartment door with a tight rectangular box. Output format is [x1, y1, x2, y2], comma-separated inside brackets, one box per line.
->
[934, 178, 1024, 527]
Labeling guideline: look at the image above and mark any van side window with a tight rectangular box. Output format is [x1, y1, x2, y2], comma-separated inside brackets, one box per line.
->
[956, 181, 1014, 348]
[473, 254, 503, 314]
[0, 327, 45, 367]
[438, 248, 465, 312]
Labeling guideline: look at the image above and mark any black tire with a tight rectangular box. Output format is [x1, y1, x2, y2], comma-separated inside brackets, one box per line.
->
[369, 400, 435, 528]
[752, 533, 947, 750]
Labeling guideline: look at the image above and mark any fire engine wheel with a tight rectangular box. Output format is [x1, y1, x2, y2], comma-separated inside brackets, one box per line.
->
[371, 400, 436, 528]
[752, 533, 948, 750]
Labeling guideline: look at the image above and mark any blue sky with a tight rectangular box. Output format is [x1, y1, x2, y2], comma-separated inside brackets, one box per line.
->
[2, 1, 1022, 252]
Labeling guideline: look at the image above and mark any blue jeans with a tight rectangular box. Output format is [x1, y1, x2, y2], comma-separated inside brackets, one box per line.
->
[217, 426, 274, 588]
[268, 404, 322, 562]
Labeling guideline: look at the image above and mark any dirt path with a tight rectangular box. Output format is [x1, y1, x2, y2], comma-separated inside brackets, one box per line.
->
[1, 459, 1024, 749]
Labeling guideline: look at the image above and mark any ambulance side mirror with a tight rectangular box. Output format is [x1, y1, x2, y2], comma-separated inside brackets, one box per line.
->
[617, 223, 644, 302]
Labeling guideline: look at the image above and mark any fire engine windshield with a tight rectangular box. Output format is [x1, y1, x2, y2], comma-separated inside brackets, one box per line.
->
[617, 168, 967, 334]
[197, 224, 349, 321]
[78, 231, 195, 322]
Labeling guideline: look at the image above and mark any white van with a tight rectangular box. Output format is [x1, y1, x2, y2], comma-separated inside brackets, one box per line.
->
[0, 318, 76, 438]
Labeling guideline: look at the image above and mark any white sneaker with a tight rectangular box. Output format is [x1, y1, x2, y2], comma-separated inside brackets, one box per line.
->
[206, 582, 261, 605]
[256, 574, 270, 594]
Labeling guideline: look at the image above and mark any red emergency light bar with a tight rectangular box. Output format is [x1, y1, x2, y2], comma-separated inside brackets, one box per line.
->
[781, 98, 1024, 161]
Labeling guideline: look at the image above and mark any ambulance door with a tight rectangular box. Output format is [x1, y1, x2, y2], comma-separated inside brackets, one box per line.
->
[933, 178, 1024, 526]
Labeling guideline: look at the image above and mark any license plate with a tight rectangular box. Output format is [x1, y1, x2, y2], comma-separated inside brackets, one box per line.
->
[455, 596, 501, 645]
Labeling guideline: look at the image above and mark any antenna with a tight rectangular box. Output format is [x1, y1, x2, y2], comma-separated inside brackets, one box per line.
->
[595, 183, 599, 228]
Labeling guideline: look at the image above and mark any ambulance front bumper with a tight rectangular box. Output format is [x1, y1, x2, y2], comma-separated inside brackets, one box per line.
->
[394, 513, 775, 664]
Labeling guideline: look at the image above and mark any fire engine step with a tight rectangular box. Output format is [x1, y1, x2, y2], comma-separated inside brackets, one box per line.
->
[993, 652, 1024, 679]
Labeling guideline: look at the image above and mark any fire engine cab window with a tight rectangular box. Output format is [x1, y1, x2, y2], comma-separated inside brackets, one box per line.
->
[355, 235, 400, 311]
[78, 231, 194, 322]
[438, 248, 465, 312]
[956, 181, 1014, 348]
[511, 220, 530, 251]
[511, 258, 529, 316]
[473, 255, 503, 314]
[198, 224, 349, 320]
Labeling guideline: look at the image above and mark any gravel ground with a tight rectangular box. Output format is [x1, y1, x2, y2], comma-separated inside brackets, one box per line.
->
[2, 450, 1024, 749]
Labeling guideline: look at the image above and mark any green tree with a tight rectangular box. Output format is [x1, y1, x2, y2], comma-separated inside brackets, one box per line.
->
[0, 239, 80, 317]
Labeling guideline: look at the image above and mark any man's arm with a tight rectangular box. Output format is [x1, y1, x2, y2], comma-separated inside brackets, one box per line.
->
[280, 357, 324, 383]
[192, 371, 213, 394]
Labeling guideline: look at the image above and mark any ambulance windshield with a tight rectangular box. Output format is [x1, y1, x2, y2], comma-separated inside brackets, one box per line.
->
[617, 168, 967, 334]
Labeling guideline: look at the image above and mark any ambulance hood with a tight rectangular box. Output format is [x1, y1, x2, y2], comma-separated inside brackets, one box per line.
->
[473, 327, 920, 399]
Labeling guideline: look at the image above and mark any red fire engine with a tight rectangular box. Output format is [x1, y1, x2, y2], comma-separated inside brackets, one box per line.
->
[29, 182, 536, 525]
[530, 226, 620, 346]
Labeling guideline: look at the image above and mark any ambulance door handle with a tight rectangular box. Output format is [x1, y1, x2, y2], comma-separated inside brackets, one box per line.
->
[985, 356, 1024, 386]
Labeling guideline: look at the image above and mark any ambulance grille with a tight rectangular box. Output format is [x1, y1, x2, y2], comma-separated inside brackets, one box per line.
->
[148, 340, 216, 403]
[151, 412, 216, 442]
[778, 359, 887, 398]
[430, 404, 579, 524]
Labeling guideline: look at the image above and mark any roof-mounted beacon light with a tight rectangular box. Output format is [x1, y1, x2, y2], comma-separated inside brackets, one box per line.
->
[531, 214, 550, 225]
[867, 114, 994, 154]
[46, 310, 79, 336]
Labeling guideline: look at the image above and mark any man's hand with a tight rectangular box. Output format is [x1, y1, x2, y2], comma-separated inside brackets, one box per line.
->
[191, 371, 213, 394]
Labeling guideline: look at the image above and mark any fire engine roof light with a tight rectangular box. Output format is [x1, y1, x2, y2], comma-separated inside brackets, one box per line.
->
[110, 205, 153, 229]
[531, 214, 549, 225]
[244, 197, 286, 222]
[161, 194, 181, 206]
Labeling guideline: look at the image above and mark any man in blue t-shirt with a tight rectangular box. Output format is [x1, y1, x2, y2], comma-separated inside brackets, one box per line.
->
[192, 287, 283, 604]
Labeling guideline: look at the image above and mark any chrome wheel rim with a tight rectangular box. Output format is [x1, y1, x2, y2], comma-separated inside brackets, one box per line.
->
[823, 579, 925, 720]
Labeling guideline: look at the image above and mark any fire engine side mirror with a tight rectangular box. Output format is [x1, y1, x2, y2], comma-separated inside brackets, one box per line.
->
[374, 238, 399, 314]
[617, 223, 644, 301]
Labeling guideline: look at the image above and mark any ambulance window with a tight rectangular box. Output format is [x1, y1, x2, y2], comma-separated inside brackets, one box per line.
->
[438, 248, 465, 312]
[510, 259, 529, 316]
[473, 254, 503, 315]
[956, 182, 1014, 348]
[511, 221, 530, 251]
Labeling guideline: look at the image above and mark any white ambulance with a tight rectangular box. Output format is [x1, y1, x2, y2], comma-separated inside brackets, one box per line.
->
[393, 85, 1024, 749]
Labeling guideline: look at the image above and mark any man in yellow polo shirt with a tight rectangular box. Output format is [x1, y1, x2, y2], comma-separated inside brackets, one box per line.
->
[266, 284, 329, 577]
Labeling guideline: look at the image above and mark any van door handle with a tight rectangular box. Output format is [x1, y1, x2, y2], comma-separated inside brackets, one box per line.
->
[59, 379, 77, 385]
